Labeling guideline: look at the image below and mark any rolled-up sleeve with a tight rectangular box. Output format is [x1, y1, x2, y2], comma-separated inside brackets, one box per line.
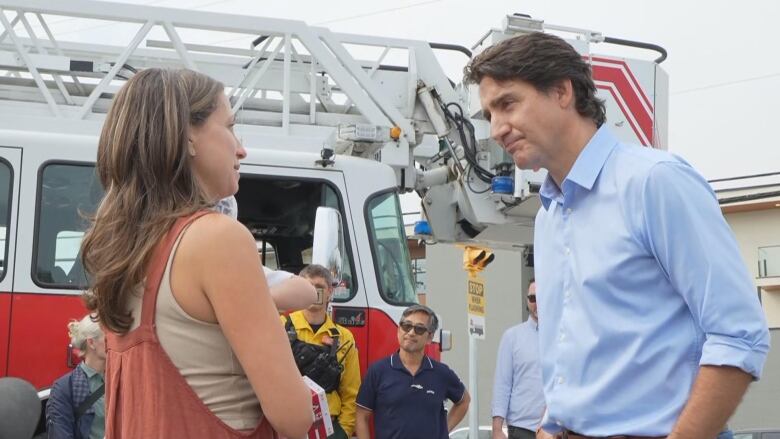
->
[640, 161, 770, 379]
[491, 329, 514, 418]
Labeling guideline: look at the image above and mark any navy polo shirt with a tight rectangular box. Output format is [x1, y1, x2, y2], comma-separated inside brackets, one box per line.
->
[356, 351, 466, 439]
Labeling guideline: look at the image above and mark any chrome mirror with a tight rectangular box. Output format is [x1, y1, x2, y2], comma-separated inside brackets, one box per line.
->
[312, 207, 345, 286]
[439, 329, 452, 352]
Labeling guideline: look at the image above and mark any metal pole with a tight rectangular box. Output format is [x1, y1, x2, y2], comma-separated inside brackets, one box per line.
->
[468, 334, 478, 439]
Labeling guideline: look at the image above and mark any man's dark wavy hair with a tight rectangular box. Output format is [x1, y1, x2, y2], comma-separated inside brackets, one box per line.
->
[464, 32, 606, 127]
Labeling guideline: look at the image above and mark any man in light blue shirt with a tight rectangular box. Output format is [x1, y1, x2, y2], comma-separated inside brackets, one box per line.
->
[492, 279, 545, 439]
[465, 32, 770, 439]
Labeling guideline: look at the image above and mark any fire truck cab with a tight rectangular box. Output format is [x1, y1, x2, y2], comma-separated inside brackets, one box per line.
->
[0, 126, 419, 390]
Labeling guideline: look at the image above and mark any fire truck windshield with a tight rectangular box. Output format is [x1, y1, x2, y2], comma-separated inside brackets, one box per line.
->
[366, 190, 417, 305]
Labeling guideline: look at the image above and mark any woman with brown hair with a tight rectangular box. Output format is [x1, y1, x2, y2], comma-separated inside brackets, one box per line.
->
[80, 68, 313, 439]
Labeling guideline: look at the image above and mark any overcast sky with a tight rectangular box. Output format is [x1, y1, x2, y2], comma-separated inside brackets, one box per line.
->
[38, 0, 780, 182]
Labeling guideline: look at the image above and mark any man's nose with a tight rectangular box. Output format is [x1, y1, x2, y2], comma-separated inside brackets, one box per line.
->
[490, 116, 510, 146]
[236, 141, 247, 159]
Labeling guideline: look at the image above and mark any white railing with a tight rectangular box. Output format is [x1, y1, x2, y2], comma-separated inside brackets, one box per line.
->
[758, 245, 780, 278]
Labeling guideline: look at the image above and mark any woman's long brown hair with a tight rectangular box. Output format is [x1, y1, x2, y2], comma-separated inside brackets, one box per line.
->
[81, 68, 224, 333]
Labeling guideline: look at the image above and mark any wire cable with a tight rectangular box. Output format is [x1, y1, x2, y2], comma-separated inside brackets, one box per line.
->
[465, 165, 491, 194]
[673, 72, 780, 95]
[314, 0, 444, 25]
[440, 101, 494, 183]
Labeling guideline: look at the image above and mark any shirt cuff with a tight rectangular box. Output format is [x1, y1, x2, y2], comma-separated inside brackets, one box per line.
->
[356, 403, 373, 412]
[699, 333, 770, 380]
[490, 401, 508, 419]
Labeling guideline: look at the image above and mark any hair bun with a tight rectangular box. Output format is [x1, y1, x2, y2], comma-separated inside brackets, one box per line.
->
[67, 320, 81, 341]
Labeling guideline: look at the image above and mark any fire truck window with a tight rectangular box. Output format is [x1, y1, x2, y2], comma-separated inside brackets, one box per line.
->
[34, 164, 103, 289]
[234, 176, 356, 302]
[257, 241, 279, 270]
[0, 161, 11, 280]
[366, 191, 417, 305]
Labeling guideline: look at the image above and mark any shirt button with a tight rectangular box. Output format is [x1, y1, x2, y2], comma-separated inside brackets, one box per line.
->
[565, 290, 571, 299]
[566, 208, 572, 215]
[557, 376, 565, 384]
[559, 333, 565, 341]
[564, 247, 571, 255]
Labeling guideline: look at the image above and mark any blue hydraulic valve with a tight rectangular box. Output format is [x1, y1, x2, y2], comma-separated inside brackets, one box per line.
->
[414, 220, 432, 236]
[491, 176, 514, 194]
[491, 162, 515, 195]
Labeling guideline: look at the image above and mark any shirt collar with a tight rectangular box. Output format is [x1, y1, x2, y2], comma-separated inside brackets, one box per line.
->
[539, 125, 618, 210]
[290, 310, 336, 335]
[390, 351, 434, 372]
[79, 361, 99, 378]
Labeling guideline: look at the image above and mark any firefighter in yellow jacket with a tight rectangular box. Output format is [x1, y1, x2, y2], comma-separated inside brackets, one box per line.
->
[281, 264, 361, 439]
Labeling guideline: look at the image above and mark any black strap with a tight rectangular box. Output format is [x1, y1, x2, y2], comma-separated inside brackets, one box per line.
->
[327, 327, 340, 356]
[75, 383, 104, 419]
[337, 341, 353, 365]
[288, 315, 341, 357]
[285, 315, 298, 342]
[285, 314, 293, 330]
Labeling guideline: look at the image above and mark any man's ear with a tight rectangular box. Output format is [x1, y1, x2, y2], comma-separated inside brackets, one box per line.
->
[552, 79, 574, 109]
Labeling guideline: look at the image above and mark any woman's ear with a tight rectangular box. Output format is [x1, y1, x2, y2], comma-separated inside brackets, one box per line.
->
[187, 138, 197, 157]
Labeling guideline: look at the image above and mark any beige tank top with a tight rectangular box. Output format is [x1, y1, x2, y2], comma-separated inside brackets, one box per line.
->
[128, 228, 262, 430]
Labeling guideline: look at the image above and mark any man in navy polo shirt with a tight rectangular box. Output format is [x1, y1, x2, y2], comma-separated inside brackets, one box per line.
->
[354, 304, 470, 439]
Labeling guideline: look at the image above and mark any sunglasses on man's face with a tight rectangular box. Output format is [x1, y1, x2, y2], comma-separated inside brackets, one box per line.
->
[527, 294, 536, 303]
[399, 320, 430, 336]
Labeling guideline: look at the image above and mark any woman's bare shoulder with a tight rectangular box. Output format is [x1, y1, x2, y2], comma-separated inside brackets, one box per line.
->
[178, 213, 258, 267]
[189, 213, 253, 242]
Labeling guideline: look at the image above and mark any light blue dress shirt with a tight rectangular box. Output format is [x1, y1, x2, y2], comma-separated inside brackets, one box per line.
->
[491, 318, 545, 431]
[534, 126, 770, 436]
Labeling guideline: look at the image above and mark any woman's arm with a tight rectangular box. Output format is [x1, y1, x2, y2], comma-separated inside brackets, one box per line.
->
[179, 215, 313, 438]
[268, 274, 317, 312]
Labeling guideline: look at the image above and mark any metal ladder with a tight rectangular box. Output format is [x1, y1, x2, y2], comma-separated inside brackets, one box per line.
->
[0, 0, 468, 164]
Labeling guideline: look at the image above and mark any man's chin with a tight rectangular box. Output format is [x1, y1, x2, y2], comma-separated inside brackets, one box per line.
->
[512, 159, 542, 173]
[400, 343, 422, 353]
[512, 158, 531, 170]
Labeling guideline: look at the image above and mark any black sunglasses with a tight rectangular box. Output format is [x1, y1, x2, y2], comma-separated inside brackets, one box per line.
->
[399, 320, 431, 335]
[527, 294, 536, 303]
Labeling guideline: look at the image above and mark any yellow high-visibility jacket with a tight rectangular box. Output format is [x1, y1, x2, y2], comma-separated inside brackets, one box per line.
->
[281, 311, 361, 436]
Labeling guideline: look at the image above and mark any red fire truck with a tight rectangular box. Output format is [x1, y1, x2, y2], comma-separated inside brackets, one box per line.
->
[0, 0, 668, 407]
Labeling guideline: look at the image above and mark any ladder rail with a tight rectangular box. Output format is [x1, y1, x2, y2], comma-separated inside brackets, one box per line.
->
[0, 0, 468, 167]
[0, 7, 61, 116]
